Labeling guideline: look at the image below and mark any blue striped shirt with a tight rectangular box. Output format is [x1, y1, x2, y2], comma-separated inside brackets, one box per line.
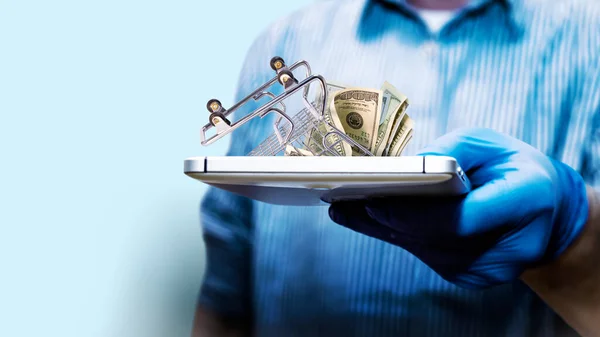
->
[199, 0, 600, 336]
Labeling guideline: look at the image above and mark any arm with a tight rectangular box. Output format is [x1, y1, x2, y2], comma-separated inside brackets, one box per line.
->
[191, 184, 254, 337]
[191, 32, 278, 337]
[521, 186, 600, 337]
[192, 305, 251, 337]
[520, 16, 600, 335]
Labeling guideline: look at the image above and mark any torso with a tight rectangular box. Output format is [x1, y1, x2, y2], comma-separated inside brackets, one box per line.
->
[239, 0, 598, 335]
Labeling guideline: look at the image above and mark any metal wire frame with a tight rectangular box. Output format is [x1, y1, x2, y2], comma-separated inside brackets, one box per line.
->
[200, 59, 374, 157]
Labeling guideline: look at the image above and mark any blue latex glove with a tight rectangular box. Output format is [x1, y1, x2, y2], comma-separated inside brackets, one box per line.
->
[329, 128, 589, 289]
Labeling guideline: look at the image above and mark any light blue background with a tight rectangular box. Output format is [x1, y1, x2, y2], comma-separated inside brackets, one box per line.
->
[0, 1, 312, 336]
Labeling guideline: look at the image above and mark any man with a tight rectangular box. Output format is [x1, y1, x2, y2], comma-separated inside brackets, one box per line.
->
[193, 0, 600, 336]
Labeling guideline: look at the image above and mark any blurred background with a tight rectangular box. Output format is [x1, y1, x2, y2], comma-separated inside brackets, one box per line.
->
[0, 0, 312, 336]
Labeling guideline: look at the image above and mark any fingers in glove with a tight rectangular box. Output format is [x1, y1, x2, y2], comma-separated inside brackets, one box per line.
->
[329, 201, 406, 245]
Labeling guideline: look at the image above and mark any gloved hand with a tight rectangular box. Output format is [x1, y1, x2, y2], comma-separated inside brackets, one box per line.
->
[329, 128, 590, 289]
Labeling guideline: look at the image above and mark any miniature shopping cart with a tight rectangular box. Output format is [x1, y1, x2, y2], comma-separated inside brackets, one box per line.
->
[201, 56, 373, 157]
[185, 57, 471, 206]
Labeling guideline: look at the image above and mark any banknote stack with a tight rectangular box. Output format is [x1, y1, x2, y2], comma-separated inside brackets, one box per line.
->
[285, 81, 413, 157]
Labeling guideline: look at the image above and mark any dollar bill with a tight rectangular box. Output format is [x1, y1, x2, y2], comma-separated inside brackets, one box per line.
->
[387, 115, 414, 156]
[284, 144, 314, 156]
[306, 83, 352, 156]
[390, 130, 413, 157]
[331, 88, 383, 155]
[373, 81, 409, 156]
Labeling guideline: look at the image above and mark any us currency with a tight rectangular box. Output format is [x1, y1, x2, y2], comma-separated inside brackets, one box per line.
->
[373, 81, 409, 156]
[390, 129, 413, 157]
[304, 82, 352, 156]
[331, 88, 383, 155]
[284, 144, 314, 156]
[387, 114, 414, 156]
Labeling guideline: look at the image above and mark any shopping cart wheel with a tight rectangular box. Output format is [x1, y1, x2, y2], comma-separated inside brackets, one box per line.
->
[270, 56, 286, 71]
[278, 69, 297, 88]
[207, 99, 223, 113]
[209, 112, 231, 126]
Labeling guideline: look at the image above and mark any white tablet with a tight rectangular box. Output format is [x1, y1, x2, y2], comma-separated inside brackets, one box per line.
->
[184, 156, 471, 206]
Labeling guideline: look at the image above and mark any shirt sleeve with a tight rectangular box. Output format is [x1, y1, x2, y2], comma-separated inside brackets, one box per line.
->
[197, 32, 277, 317]
[579, 60, 600, 190]
[574, 22, 600, 190]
